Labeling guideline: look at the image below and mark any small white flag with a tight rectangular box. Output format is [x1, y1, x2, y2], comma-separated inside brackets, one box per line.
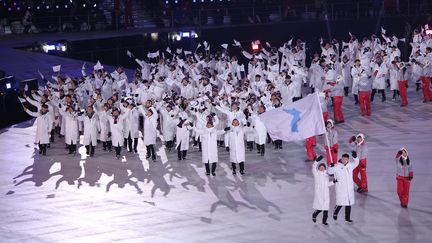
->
[221, 43, 228, 49]
[37, 69, 44, 79]
[176, 48, 182, 54]
[203, 41, 208, 48]
[166, 47, 172, 53]
[126, 50, 133, 58]
[93, 61, 103, 70]
[24, 84, 28, 91]
[184, 50, 192, 56]
[265, 42, 272, 48]
[242, 51, 253, 60]
[233, 39, 241, 47]
[18, 96, 26, 103]
[381, 27, 386, 35]
[399, 38, 406, 42]
[52, 65, 61, 72]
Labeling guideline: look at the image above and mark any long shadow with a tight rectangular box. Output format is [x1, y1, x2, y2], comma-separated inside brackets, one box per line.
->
[106, 160, 142, 194]
[208, 169, 256, 213]
[51, 159, 82, 190]
[234, 175, 282, 214]
[146, 160, 178, 197]
[77, 159, 102, 188]
[14, 148, 56, 187]
[166, 159, 206, 192]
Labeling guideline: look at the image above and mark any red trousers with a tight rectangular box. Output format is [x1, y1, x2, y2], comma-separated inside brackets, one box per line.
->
[397, 176, 411, 206]
[358, 91, 371, 116]
[397, 80, 408, 106]
[420, 76, 432, 102]
[323, 112, 329, 124]
[353, 158, 368, 191]
[332, 96, 344, 122]
[324, 144, 338, 166]
[305, 136, 317, 160]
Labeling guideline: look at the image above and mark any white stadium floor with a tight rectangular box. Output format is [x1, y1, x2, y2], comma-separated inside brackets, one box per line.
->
[1, 87, 432, 243]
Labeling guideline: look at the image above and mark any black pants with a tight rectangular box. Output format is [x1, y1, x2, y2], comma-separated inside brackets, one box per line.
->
[127, 134, 138, 152]
[392, 90, 400, 99]
[334, 205, 351, 221]
[166, 140, 174, 151]
[313, 210, 328, 224]
[247, 141, 253, 151]
[354, 94, 359, 104]
[232, 162, 245, 174]
[50, 129, 55, 142]
[146, 145, 156, 160]
[274, 140, 282, 149]
[85, 143, 95, 156]
[68, 143, 77, 154]
[177, 143, 187, 160]
[344, 87, 349, 96]
[205, 162, 217, 175]
[114, 146, 121, 156]
[371, 89, 386, 102]
[256, 144, 265, 156]
[38, 143, 47, 155]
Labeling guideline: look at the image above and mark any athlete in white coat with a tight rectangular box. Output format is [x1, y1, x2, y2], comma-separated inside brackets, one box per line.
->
[194, 118, 224, 176]
[175, 118, 193, 160]
[24, 104, 53, 156]
[107, 108, 129, 159]
[140, 105, 159, 161]
[328, 152, 360, 223]
[311, 156, 333, 225]
[59, 105, 79, 155]
[227, 119, 246, 175]
[78, 106, 100, 156]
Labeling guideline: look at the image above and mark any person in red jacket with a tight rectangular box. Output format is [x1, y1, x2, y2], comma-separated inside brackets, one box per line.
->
[324, 119, 338, 166]
[395, 148, 413, 208]
[305, 136, 317, 162]
[349, 133, 368, 193]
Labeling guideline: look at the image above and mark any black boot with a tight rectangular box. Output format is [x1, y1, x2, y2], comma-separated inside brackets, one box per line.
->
[231, 163, 237, 175]
[182, 150, 187, 160]
[211, 163, 217, 176]
[239, 162, 245, 175]
[177, 148, 182, 160]
[260, 145, 265, 156]
[102, 142, 107, 151]
[90, 146, 95, 157]
[256, 144, 261, 154]
[133, 138, 138, 153]
[344, 87, 349, 96]
[205, 163, 210, 176]
[85, 145, 90, 155]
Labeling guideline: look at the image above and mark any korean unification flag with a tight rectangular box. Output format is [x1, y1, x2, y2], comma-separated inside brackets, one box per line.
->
[260, 93, 326, 142]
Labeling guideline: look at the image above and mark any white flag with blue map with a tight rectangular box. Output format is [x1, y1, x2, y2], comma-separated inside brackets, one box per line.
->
[259, 93, 326, 142]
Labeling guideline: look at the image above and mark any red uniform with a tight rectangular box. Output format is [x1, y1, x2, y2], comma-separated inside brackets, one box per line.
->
[397, 80, 408, 106]
[420, 76, 432, 102]
[349, 135, 368, 192]
[332, 96, 344, 122]
[305, 136, 317, 161]
[358, 91, 371, 116]
[395, 150, 413, 207]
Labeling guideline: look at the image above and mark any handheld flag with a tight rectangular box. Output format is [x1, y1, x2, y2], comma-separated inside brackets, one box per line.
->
[259, 93, 325, 141]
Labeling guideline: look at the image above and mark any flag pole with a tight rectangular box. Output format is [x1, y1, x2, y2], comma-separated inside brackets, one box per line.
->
[315, 92, 334, 165]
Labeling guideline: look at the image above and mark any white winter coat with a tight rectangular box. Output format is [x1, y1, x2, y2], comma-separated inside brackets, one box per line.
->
[312, 162, 334, 210]
[107, 113, 127, 147]
[59, 109, 79, 145]
[25, 110, 53, 144]
[228, 126, 246, 163]
[175, 122, 192, 151]
[195, 127, 225, 163]
[78, 113, 100, 146]
[328, 158, 360, 206]
[251, 113, 267, 145]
